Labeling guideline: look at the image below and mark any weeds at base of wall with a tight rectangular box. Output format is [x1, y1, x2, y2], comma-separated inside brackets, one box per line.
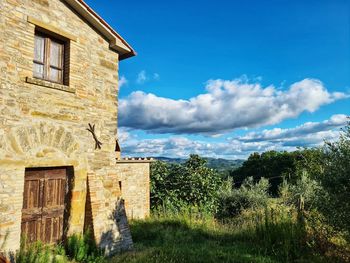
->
[15, 238, 65, 263]
[14, 231, 104, 263]
[65, 230, 104, 263]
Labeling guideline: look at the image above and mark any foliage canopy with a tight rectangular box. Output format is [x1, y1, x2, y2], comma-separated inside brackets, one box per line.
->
[151, 154, 222, 212]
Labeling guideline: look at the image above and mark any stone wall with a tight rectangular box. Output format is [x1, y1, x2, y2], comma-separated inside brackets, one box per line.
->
[116, 159, 151, 220]
[85, 173, 133, 255]
[0, 0, 138, 254]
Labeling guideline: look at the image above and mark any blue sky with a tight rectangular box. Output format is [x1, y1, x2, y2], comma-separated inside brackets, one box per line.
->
[85, 0, 349, 159]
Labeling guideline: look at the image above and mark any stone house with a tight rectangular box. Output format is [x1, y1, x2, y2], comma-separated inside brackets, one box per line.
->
[0, 0, 152, 255]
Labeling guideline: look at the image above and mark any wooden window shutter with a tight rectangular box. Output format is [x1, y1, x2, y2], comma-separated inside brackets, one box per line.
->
[63, 42, 70, 86]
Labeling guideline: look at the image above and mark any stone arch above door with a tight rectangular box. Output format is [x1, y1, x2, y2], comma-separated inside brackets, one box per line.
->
[0, 122, 80, 159]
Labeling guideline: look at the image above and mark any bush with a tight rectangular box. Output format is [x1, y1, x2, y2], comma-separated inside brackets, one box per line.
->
[305, 210, 350, 263]
[216, 177, 270, 219]
[279, 171, 323, 211]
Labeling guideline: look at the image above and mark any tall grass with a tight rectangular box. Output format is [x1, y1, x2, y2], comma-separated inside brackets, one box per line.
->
[251, 206, 307, 261]
[65, 230, 104, 263]
[111, 205, 327, 263]
[13, 205, 348, 263]
[15, 231, 104, 263]
[16, 238, 67, 263]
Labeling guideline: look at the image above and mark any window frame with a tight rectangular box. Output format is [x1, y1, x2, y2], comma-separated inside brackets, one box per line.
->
[33, 31, 68, 85]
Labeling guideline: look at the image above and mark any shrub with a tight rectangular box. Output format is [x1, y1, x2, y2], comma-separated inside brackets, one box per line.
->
[305, 210, 350, 263]
[279, 170, 323, 211]
[216, 177, 270, 219]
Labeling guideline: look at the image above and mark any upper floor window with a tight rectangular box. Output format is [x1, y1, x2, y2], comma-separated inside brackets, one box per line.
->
[33, 32, 68, 85]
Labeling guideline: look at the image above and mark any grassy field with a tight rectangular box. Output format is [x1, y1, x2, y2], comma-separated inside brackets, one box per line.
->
[110, 213, 327, 263]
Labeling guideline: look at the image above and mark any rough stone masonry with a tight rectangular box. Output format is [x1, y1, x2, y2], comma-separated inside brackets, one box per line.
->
[0, 0, 152, 255]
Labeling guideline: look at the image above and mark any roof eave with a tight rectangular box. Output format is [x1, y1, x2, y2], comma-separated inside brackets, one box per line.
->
[64, 0, 136, 60]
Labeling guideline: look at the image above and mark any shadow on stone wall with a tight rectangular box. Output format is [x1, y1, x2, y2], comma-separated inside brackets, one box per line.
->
[83, 178, 95, 239]
[99, 199, 133, 256]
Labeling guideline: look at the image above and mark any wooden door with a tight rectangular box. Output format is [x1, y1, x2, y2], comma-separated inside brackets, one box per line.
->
[21, 168, 67, 244]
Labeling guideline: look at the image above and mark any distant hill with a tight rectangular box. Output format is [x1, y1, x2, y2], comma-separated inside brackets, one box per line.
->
[154, 157, 244, 172]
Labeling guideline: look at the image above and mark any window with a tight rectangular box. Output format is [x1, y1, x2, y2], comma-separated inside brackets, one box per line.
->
[33, 32, 68, 84]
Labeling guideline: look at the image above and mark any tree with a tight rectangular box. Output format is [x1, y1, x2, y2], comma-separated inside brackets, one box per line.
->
[150, 160, 178, 209]
[150, 155, 222, 212]
[319, 121, 350, 232]
[230, 149, 325, 197]
[230, 151, 296, 196]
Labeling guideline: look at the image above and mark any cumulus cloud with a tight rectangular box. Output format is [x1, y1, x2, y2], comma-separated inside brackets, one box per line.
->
[119, 115, 348, 159]
[120, 78, 348, 135]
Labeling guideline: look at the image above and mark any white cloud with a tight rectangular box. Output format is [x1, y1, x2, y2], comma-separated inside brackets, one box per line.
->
[119, 76, 128, 88]
[120, 78, 348, 135]
[239, 114, 348, 143]
[118, 127, 132, 143]
[118, 115, 348, 159]
[120, 135, 290, 159]
[136, 70, 160, 84]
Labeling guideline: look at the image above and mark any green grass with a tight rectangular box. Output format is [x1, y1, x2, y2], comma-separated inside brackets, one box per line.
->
[110, 212, 327, 263]
[16, 207, 342, 263]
